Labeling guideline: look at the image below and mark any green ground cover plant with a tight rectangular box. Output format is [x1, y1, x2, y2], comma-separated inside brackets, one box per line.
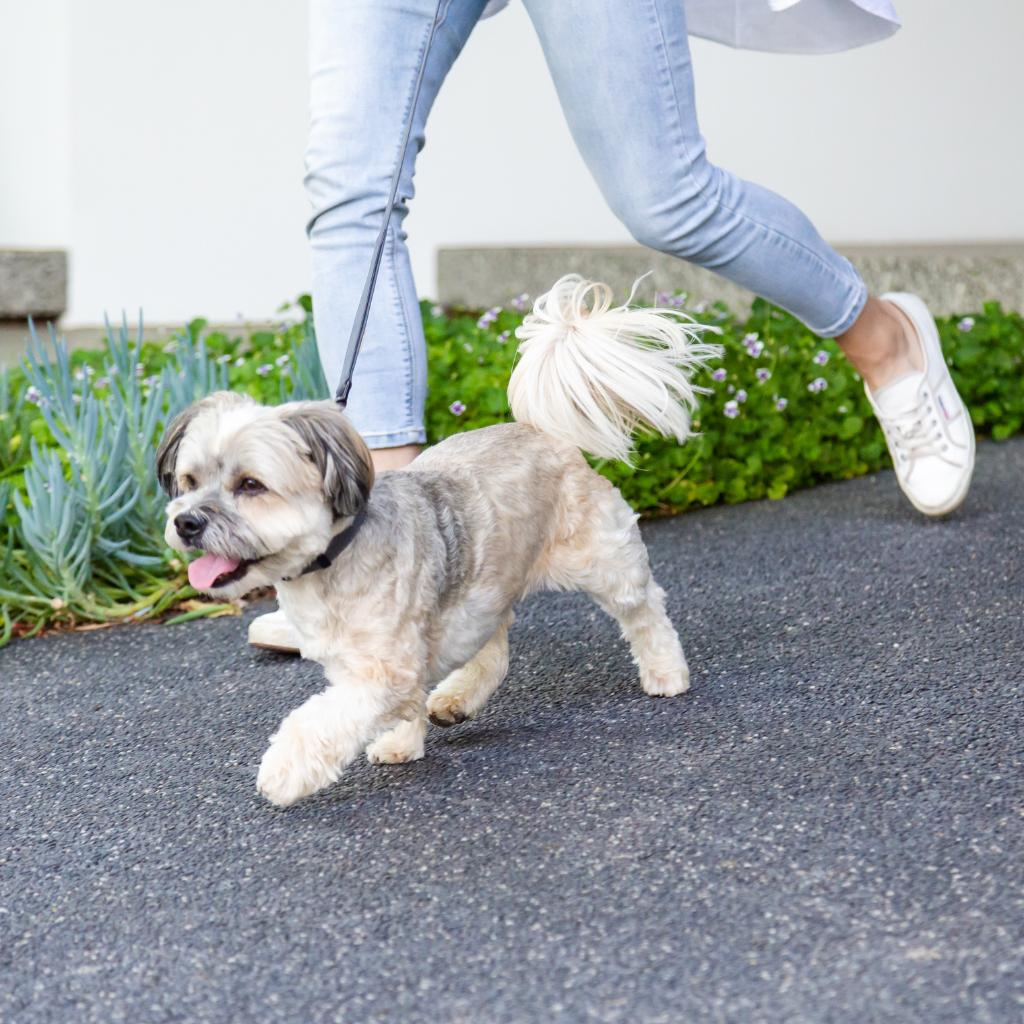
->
[1, 292, 1021, 645]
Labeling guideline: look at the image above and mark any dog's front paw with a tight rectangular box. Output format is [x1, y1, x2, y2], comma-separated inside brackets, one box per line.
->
[366, 725, 425, 765]
[256, 729, 337, 807]
[641, 663, 690, 697]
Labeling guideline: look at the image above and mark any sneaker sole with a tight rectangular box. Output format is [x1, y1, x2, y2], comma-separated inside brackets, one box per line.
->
[249, 640, 301, 655]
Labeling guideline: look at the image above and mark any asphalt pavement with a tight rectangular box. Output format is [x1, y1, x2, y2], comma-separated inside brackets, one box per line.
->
[2, 440, 1022, 1024]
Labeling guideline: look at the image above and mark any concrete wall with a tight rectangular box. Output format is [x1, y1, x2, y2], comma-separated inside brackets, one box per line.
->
[1, 0, 1021, 326]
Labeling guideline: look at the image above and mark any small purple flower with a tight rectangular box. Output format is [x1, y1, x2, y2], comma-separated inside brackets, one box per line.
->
[497, 331, 511, 345]
[743, 333, 764, 358]
[958, 317, 975, 332]
[162, 341, 178, 354]
[144, 374, 160, 387]
[756, 368, 772, 383]
[463, 342, 474, 353]
[216, 354, 232, 365]
[723, 400, 740, 419]
[94, 376, 110, 388]
[449, 400, 466, 416]
[775, 397, 788, 411]
[510, 293, 530, 311]
[655, 291, 671, 307]
[735, 389, 748, 403]
[711, 368, 727, 382]
[256, 363, 273, 377]
[25, 385, 43, 405]
[275, 354, 290, 367]
[692, 301, 708, 314]
[476, 306, 501, 329]
[234, 357, 245, 368]
[813, 350, 830, 366]
[807, 377, 828, 393]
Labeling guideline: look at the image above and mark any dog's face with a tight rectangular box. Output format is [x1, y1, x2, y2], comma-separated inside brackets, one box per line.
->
[156, 392, 374, 598]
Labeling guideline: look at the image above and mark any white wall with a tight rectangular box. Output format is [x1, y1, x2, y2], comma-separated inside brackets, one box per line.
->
[0, 0, 71, 247]
[1, 0, 1021, 325]
[66, 0, 311, 325]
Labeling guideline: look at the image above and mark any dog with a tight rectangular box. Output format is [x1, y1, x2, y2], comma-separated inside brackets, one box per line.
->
[156, 275, 719, 806]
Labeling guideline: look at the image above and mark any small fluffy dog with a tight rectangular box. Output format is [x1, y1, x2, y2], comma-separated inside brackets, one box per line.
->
[157, 276, 719, 806]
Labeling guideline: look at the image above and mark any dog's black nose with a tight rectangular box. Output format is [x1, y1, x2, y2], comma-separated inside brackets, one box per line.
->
[174, 512, 205, 541]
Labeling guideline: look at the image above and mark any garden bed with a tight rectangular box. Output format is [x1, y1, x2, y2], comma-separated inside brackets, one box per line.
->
[1, 292, 1021, 645]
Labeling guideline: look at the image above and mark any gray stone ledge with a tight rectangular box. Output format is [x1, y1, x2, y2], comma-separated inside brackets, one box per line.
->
[0, 249, 67, 318]
[438, 243, 1024, 317]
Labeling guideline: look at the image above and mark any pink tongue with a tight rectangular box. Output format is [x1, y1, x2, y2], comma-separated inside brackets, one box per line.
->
[188, 553, 241, 589]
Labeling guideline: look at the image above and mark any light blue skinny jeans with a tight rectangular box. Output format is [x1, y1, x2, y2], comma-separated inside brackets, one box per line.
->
[306, 0, 868, 448]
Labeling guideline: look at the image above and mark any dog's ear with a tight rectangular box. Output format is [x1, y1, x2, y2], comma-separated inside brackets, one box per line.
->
[156, 405, 199, 497]
[156, 391, 252, 496]
[280, 402, 375, 518]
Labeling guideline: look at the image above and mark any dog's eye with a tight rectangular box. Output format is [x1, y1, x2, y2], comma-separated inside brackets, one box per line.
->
[179, 474, 197, 492]
[237, 477, 266, 496]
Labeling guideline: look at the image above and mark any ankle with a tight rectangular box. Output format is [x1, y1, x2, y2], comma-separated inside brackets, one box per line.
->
[370, 444, 422, 472]
[838, 297, 921, 391]
[854, 330, 911, 391]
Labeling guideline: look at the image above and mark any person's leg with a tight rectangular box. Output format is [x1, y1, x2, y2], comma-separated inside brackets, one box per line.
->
[522, 0, 973, 515]
[305, 0, 488, 465]
[519, 0, 910, 381]
[251, 0, 486, 655]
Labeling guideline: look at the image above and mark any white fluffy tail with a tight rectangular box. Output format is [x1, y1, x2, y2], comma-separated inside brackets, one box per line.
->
[508, 274, 722, 464]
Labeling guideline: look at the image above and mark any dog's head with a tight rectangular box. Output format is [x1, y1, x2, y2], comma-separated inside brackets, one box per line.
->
[156, 392, 374, 597]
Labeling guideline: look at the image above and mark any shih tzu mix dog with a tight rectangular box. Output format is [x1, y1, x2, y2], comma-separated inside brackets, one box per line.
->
[157, 276, 719, 807]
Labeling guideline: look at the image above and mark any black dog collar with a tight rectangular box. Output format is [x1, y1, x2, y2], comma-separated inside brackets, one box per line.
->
[284, 508, 368, 581]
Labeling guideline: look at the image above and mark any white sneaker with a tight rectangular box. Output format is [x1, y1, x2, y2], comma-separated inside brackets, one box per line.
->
[248, 607, 301, 654]
[865, 292, 975, 516]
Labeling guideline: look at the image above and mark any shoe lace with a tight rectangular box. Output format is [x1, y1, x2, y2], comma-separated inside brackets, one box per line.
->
[878, 384, 961, 467]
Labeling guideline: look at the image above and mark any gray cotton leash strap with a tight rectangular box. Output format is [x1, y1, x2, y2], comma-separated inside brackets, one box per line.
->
[334, 1, 445, 410]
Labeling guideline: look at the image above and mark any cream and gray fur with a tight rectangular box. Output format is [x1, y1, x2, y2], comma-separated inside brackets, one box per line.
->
[157, 276, 720, 807]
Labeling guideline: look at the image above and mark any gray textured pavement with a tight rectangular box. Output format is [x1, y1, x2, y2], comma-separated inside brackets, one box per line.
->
[2, 440, 1022, 1024]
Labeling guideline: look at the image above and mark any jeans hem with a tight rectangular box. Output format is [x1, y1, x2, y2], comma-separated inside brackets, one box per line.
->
[815, 277, 869, 338]
[360, 427, 427, 449]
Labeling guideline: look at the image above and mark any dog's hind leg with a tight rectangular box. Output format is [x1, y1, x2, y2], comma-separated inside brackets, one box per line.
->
[599, 571, 690, 697]
[426, 613, 513, 728]
[547, 480, 690, 697]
